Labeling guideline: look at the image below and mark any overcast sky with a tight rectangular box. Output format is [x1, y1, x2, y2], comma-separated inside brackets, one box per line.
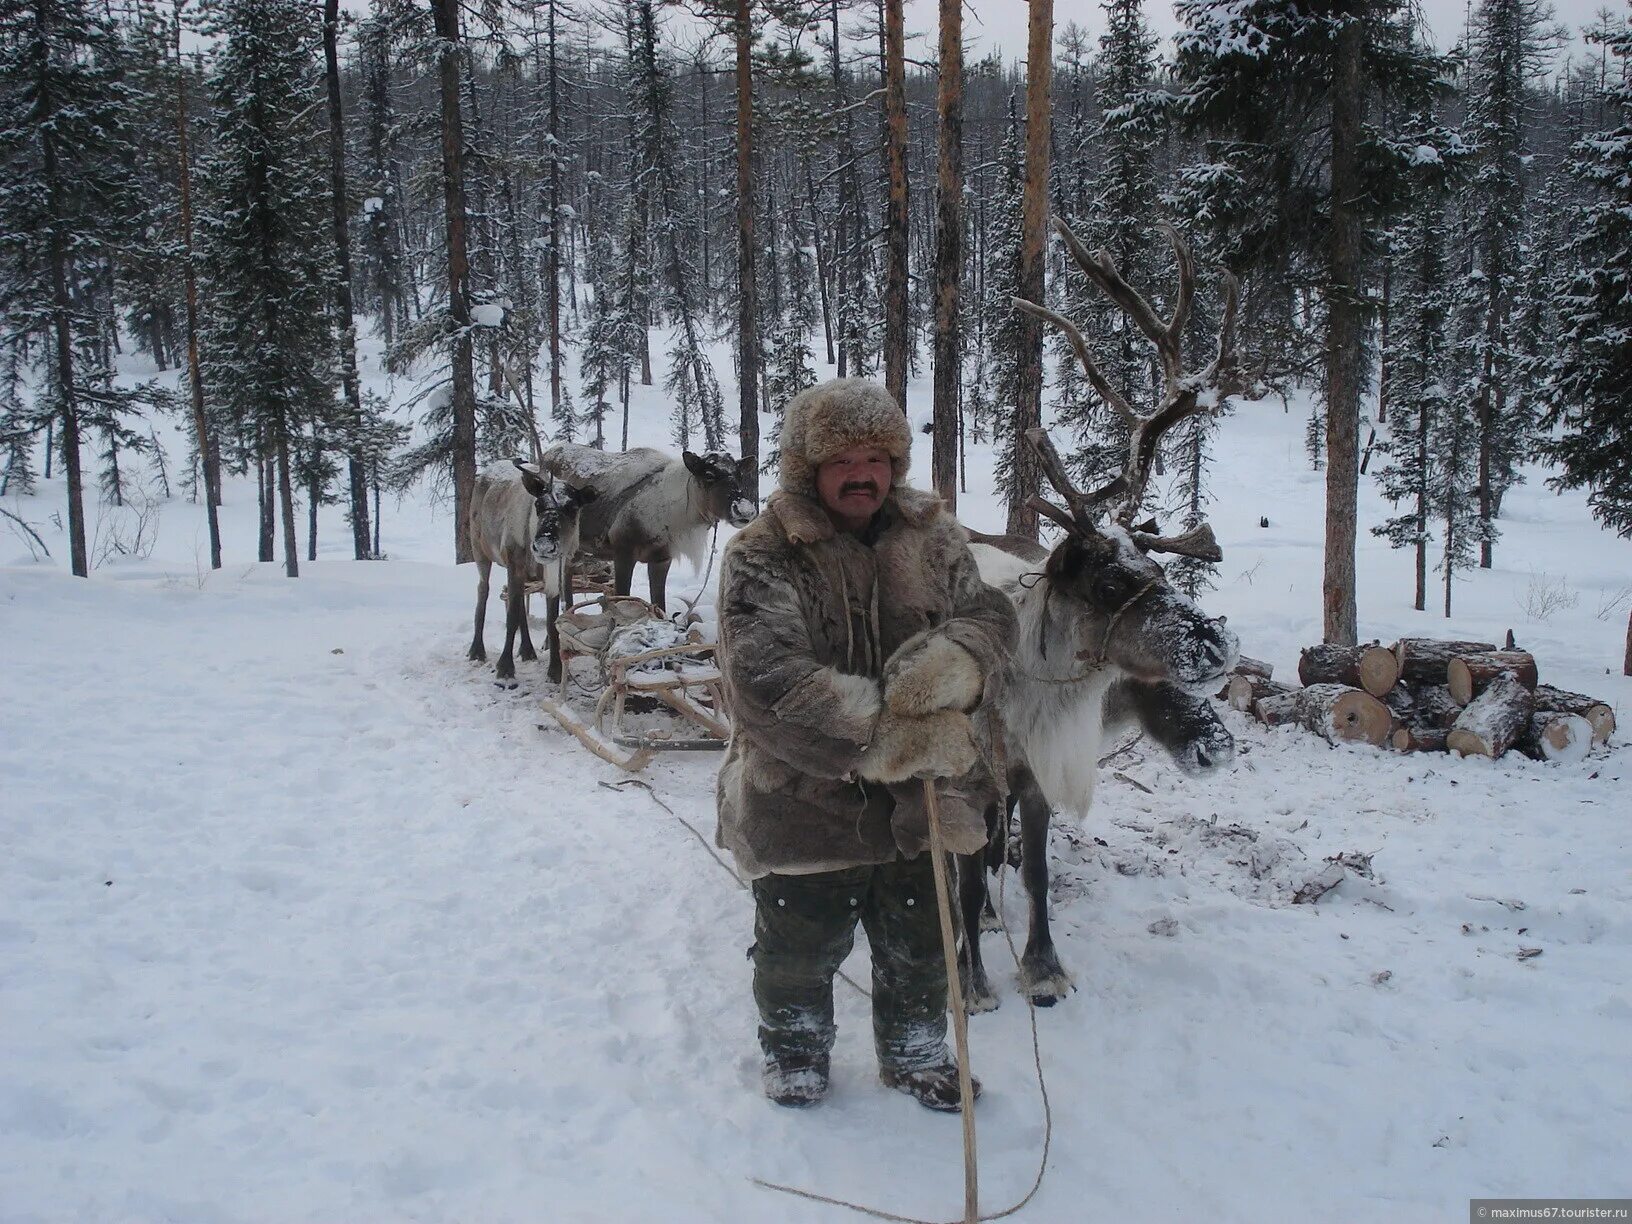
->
[890, 0, 1611, 71]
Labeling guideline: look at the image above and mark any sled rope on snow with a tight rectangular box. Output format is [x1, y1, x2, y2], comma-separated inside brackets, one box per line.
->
[599, 778, 873, 1000]
[749, 780, 1055, 1224]
[603, 771, 1055, 1221]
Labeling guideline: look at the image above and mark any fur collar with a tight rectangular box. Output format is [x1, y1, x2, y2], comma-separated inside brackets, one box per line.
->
[766, 486, 946, 545]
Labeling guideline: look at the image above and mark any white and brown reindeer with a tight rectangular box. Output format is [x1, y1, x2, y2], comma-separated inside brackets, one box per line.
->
[467, 459, 598, 683]
[959, 217, 1251, 1010]
[541, 445, 755, 613]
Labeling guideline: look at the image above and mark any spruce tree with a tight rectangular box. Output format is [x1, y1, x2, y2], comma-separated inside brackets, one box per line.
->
[1544, 19, 1632, 537]
[1457, 0, 1561, 566]
[116, 5, 187, 372]
[987, 96, 1028, 517]
[1059, 0, 1161, 493]
[0, 0, 136, 576]
[196, 0, 337, 578]
[1374, 179, 1456, 611]
[353, 10, 411, 345]
[1163, 0, 1450, 643]
[632, 2, 723, 451]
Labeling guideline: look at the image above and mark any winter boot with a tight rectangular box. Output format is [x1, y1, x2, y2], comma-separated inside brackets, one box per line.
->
[879, 1059, 981, 1113]
[763, 1053, 830, 1108]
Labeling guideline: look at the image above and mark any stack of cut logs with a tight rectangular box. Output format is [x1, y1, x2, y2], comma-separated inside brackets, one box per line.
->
[1221, 638, 1616, 761]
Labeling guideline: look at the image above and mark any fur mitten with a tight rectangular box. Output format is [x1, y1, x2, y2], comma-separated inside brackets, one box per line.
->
[857, 709, 979, 783]
[882, 631, 984, 717]
[890, 795, 988, 857]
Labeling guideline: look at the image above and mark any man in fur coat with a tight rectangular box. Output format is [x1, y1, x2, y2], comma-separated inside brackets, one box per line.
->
[715, 377, 1017, 1111]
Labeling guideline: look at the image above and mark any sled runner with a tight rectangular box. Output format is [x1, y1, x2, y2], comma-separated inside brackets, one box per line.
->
[539, 594, 731, 772]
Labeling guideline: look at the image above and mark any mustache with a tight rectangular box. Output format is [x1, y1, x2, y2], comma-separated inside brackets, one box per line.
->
[839, 481, 879, 495]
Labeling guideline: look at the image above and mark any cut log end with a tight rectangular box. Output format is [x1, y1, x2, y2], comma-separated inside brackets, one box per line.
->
[1295, 683, 1391, 748]
[1532, 684, 1615, 745]
[1392, 725, 1448, 753]
[1325, 688, 1392, 746]
[1253, 691, 1300, 728]
[1584, 705, 1616, 746]
[1394, 638, 1499, 686]
[1357, 645, 1401, 698]
[1517, 713, 1593, 764]
[1298, 643, 1400, 698]
[1230, 674, 1292, 713]
[1446, 650, 1538, 706]
[1448, 673, 1535, 759]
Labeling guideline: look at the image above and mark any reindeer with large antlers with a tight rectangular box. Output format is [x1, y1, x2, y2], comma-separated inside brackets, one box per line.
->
[958, 217, 1248, 1010]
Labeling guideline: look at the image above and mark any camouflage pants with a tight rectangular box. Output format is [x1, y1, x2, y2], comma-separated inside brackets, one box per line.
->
[751, 855, 949, 1073]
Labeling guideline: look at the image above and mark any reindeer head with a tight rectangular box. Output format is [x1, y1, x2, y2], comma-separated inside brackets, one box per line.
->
[1015, 218, 1248, 690]
[683, 450, 756, 527]
[514, 459, 597, 568]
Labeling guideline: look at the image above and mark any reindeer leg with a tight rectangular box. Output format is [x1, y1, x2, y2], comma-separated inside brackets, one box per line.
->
[982, 794, 1015, 932]
[614, 553, 635, 599]
[468, 559, 490, 662]
[546, 594, 562, 684]
[496, 567, 520, 683]
[648, 558, 670, 614]
[1014, 765, 1074, 1006]
[957, 825, 1000, 1014]
[517, 577, 539, 663]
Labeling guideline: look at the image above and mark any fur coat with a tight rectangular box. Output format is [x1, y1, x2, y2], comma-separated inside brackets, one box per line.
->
[714, 484, 1016, 879]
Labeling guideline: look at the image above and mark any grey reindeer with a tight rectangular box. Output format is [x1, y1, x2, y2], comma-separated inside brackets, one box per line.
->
[467, 459, 597, 684]
[541, 445, 755, 613]
[960, 218, 1251, 1011]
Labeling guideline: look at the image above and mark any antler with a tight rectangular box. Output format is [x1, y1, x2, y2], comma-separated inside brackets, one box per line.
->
[1022, 426, 1099, 537]
[1012, 215, 1248, 529]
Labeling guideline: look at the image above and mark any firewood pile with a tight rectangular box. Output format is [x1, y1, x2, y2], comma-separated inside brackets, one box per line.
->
[1219, 638, 1617, 762]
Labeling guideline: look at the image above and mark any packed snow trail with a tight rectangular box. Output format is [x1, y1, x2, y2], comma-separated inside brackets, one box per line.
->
[5, 361, 1632, 1221]
[4, 557, 1628, 1223]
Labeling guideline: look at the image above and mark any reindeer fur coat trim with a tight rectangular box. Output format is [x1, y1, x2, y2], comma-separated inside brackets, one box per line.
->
[777, 379, 914, 499]
[715, 485, 1017, 879]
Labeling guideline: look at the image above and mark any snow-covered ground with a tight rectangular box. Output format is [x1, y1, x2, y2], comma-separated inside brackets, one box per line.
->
[3, 334, 1630, 1222]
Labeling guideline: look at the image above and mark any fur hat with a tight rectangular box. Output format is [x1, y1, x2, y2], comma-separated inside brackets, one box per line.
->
[778, 378, 913, 497]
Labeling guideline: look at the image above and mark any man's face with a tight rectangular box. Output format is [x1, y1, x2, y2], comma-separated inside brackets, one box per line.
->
[815, 445, 892, 528]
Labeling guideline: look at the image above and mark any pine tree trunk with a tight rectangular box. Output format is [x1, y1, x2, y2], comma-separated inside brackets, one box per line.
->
[881, 0, 909, 410]
[308, 467, 319, 562]
[276, 426, 299, 578]
[804, 159, 836, 368]
[734, 0, 760, 504]
[258, 449, 275, 563]
[1477, 346, 1495, 570]
[620, 370, 630, 451]
[39, 68, 88, 577]
[1623, 608, 1630, 678]
[1007, 0, 1051, 539]
[1414, 399, 1427, 612]
[1322, 11, 1365, 646]
[326, 0, 373, 561]
[173, 2, 222, 570]
[931, 0, 963, 508]
[432, 0, 477, 564]
[547, 0, 562, 428]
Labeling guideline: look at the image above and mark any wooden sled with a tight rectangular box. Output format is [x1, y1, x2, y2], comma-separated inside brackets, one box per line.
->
[502, 558, 618, 611]
[540, 595, 731, 771]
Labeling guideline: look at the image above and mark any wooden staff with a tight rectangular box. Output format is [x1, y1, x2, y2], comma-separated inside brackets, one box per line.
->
[923, 779, 978, 1224]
